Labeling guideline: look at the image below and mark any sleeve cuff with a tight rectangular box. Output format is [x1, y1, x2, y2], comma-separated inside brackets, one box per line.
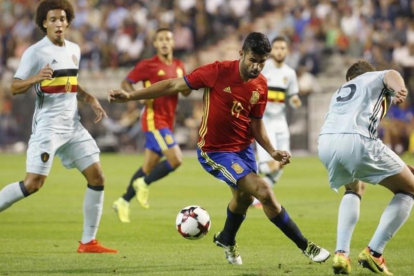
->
[183, 76, 196, 90]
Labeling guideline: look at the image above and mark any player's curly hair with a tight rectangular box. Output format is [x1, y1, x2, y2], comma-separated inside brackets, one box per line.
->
[35, 0, 75, 34]
[346, 60, 376, 81]
[242, 32, 271, 55]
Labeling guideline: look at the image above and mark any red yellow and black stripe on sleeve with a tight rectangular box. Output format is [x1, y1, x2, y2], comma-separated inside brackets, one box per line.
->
[40, 69, 78, 94]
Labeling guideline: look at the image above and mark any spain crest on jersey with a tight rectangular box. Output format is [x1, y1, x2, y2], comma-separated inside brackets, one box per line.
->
[231, 163, 244, 174]
[250, 90, 260, 105]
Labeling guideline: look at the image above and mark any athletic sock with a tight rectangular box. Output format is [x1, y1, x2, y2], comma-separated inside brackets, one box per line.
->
[368, 193, 414, 254]
[144, 160, 174, 186]
[122, 167, 145, 202]
[270, 206, 308, 250]
[0, 181, 29, 212]
[219, 206, 246, 246]
[81, 185, 104, 244]
[336, 191, 361, 256]
[267, 169, 283, 185]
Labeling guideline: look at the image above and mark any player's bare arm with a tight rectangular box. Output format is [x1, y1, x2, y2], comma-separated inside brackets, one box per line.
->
[108, 77, 189, 103]
[77, 84, 107, 123]
[384, 70, 408, 105]
[250, 117, 291, 165]
[11, 64, 53, 95]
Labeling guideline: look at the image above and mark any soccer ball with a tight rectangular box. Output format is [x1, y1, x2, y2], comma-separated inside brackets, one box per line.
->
[176, 205, 211, 240]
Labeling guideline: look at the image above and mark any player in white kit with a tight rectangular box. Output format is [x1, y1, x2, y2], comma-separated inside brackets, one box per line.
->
[0, 0, 117, 253]
[253, 36, 301, 208]
[318, 60, 413, 275]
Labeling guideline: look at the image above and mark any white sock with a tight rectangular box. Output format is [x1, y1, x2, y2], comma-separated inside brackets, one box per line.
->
[251, 197, 260, 205]
[81, 186, 104, 244]
[259, 163, 271, 174]
[336, 192, 361, 256]
[0, 182, 27, 212]
[269, 169, 283, 185]
[368, 193, 414, 254]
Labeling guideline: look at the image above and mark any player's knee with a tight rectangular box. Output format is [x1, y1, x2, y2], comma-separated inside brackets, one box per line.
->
[255, 185, 273, 206]
[89, 172, 105, 186]
[168, 156, 183, 169]
[24, 177, 45, 194]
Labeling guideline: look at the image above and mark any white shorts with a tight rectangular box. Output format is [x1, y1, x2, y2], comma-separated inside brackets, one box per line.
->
[318, 133, 404, 190]
[26, 125, 100, 175]
[257, 131, 290, 163]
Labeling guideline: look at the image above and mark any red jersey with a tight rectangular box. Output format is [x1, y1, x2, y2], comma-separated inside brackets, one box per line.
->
[126, 55, 186, 131]
[184, 60, 268, 152]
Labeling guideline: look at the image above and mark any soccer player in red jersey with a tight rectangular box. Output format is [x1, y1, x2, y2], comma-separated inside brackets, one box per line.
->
[108, 32, 330, 264]
[112, 28, 191, 223]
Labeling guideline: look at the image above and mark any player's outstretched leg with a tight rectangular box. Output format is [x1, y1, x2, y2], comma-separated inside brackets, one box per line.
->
[239, 173, 330, 263]
[213, 206, 245, 265]
[133, 160, 176, 209]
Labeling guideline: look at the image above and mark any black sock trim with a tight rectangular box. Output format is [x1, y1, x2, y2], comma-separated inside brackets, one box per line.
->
[19, 181, 30, 197]
[345, 190, 361, 200]
[396, 192, 414, 200]
[87, 184, 104, 191]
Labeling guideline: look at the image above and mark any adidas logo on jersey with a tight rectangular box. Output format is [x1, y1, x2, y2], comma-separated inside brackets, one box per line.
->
[157, 70, 165, 76]
[223, 87, 232, 93]
[52, 59, 58, 64]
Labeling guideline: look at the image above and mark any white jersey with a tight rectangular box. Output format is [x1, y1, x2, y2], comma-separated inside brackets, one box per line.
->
[14, 36, 81, 134]
[261, 61, 299, 132]
[320, 71, 393, 139]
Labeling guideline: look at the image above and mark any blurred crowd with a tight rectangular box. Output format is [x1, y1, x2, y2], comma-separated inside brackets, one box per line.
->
[1, 0, 414, 154]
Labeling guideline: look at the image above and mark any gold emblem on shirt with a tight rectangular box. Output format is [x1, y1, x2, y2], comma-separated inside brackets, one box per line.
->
[65, 77, 72, 92]
[283, 76, 288, 85]
[250, 90, 260, 104]
[176, 68, 183, 77]
[223, 86, 232, 93]
[158, 69, 165, 76]
[231, 163, 244, 174]
[165, 134, 174, 145]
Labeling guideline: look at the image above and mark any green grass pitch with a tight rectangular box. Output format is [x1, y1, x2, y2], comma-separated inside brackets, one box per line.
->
[1, 153, 413, 276]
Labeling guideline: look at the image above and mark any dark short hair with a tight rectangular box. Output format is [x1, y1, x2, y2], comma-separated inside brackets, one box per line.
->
[271, 36, 289, 45]
[154, 28, 172, 40]
[346, 60, 376, 81]
[35, 0, 75, 34]
[242, 32, 271, 55]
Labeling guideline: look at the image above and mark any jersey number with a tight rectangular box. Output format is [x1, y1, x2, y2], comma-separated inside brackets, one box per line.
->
[336, 84, 357, 102]
[231, 101, 244, 118]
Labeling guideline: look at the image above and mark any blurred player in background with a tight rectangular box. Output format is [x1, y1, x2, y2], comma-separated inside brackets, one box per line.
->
[112, 28, 190, 223]
[0, 0, 117, 253]
[109, 32, 329, 265]
[318, 60, 413, 275]
[253, 36, 301, 208]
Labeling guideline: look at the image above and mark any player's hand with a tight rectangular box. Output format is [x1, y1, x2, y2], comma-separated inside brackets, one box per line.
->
[393, 88, 408, 105]
[90, 98, 107, 123]
[35, 63, 53, 82]
[271, 150, 291, 165]
[108, 89, 131, 103]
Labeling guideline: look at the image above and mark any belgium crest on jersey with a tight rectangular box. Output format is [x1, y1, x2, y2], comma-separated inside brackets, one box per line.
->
[65, 77, 72, 93]
[250, 90, 260, 104]
[231, 163, 244, 174]
[41, 152, 50, 163]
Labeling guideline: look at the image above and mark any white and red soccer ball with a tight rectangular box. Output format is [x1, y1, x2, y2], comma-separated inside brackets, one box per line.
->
[176, 205, 211, 240]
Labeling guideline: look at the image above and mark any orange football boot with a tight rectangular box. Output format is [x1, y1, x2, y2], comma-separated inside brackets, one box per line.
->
[77, 239, 118, 253]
